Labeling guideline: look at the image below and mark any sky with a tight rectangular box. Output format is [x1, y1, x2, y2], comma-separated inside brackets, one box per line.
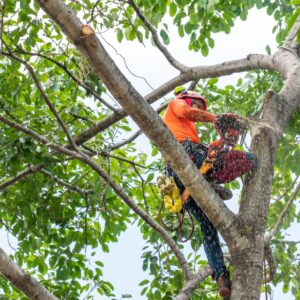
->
[1, 5, 298, 300]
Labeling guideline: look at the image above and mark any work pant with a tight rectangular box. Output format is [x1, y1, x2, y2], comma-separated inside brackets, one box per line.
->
[167, 139, 257, 280]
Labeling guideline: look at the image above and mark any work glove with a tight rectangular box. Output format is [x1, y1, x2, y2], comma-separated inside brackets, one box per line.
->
[214, 113, 246, 146]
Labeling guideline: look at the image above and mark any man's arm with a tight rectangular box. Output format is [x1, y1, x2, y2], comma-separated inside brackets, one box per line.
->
[172, 99, 216, 123]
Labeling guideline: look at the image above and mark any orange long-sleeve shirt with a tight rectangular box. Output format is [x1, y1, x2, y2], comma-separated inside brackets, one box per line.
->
[163, 98, 216, 143]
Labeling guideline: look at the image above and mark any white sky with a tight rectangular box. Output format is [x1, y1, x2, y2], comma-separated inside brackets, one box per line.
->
[1, 6, 297, 300]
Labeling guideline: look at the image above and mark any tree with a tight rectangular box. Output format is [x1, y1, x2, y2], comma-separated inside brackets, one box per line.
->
[0, 0, 299, 299]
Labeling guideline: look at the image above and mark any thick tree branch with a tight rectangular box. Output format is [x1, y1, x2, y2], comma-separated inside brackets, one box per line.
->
[0, 114, 193, 280]
[36, 0, 237, 241]
[0, 247, 58, 300]
[0, 165, 44, 191]
[127, 0, 187, 71]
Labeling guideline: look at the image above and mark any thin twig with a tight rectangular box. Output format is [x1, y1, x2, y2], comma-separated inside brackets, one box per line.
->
[109, 129, 142, 150]
[265, 180, 300, 244]
[0, 0, 5, 52]
[3, 51, 81, 152]
[98, 31, 155, 91]
[82, 145, 147, 168]
[15, 49, 118, 112]
[127, 0, 187, 71]
[90, 0, 101, 22]
[132, 164, 149, 213]
[271, 176, 299, 204]
[40, 169, 93, 195]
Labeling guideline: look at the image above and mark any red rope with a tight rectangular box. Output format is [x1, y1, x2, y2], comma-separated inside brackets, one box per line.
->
[263, 256, 268, 300]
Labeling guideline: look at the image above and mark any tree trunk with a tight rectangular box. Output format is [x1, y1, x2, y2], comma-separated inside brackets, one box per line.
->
[230, 238, 264, 300]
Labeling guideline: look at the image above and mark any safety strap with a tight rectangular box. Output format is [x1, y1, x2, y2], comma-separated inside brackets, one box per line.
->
[158, 199, 194, 243]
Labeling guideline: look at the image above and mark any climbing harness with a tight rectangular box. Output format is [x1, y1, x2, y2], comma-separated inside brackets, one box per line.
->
[157, 113, 248, 242]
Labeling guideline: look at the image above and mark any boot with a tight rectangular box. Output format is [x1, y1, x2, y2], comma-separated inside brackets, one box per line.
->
[210, 182, 233, 200]
[217, 272, 232, 298]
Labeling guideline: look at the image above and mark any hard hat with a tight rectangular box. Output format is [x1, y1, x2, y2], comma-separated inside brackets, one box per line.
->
[175, 89, 207, 110]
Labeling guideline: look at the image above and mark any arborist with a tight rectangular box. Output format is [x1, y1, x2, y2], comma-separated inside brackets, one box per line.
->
[162, 86, 258, 299]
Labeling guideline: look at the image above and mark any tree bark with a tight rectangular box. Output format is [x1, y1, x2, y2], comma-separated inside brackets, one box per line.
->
[0, 248, 58, 300]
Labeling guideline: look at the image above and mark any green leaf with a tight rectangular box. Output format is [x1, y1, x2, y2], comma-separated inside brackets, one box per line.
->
[208, 37, 215, 48]
[160, 29, 170, 45]
[129, 29, 136, 41]
[169, 3, 177, 17]
[255, 0, 263, 9]
[265, 45, 271, 55]
[184, 22, 193, 34]
[116, 28, 123, 43]
[146, 173, 154, 182]
[207, 78, 218, 85]
[139, 279, 150, 286]
[201, 42, 209, 57]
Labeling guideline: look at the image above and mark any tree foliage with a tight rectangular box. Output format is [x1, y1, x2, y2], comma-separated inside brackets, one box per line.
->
[0, 0, 299, 299]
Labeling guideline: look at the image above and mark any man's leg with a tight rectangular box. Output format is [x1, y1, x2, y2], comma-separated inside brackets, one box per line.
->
[185, 199, 231, 297]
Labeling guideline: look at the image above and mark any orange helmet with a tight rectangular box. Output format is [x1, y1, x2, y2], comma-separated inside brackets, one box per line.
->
[175, 90, 207, 111]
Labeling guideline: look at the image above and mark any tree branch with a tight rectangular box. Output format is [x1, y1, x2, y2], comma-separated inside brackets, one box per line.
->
[2, 51, 81, 152]
[40, 169, 93, 195]
[127, 0, 187, 71]
[0, 247, 58, 300]
[284, 15, 300, 48]
[0, 0, 5, 52]
[109, 128, 142, 150]
[0, 165, 44, 191]
[14, 49, 119, 112]
[175, 265, 211, 300]
[265, 180, 300, 244]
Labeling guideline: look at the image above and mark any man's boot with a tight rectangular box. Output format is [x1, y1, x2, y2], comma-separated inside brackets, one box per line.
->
[217, 272, 232, 298]
[210, 182, 233, 200]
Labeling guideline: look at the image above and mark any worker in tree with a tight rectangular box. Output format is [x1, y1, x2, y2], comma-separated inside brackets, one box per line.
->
[162, 86, 258, 299]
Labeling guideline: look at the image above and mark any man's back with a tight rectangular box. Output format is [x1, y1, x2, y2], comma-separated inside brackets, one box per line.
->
[163, 98, 200, 143]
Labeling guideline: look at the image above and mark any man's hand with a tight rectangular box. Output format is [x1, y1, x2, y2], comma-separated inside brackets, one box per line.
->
[214, 113, 246, 145]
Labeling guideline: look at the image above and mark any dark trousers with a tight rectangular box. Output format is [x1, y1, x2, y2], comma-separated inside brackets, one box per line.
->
[167, 139, 257, 280]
